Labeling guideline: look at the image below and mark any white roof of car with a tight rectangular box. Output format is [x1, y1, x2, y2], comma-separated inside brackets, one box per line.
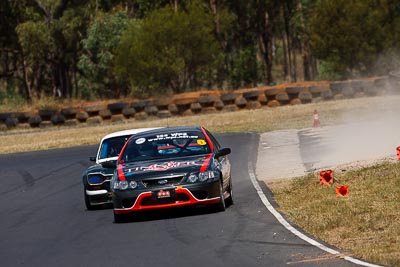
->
[101, 127, 161, 141]
[96, 127, 162, 163]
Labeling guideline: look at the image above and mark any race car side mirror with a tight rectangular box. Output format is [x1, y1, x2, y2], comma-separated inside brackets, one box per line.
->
[89, 156, 96, 162]
[101, 160, 116, 169]
[215, 148, 231, 158]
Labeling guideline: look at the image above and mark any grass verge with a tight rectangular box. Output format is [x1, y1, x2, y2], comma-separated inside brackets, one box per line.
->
[268, 163, 400, 267]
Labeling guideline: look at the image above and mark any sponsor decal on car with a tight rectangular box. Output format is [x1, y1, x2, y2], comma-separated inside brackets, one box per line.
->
[157, 189, 171, 198]
[128, 160, 203, 172]
[136, 138, 146, 144]
[197, 139, 207, 146]
[147, 132, 199, 142]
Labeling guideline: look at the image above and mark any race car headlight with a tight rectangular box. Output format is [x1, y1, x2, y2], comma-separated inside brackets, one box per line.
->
[188, 173, 198, 183]
[188, 171, 216, 183]
[113, 180, 138, 190]
[87, 174, 105, 185]
[119, 180, 128, 190]
[129, 181, 138, 189]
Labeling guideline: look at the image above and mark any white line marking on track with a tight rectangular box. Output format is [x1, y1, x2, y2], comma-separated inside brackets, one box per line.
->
[248, 160, 383, 267]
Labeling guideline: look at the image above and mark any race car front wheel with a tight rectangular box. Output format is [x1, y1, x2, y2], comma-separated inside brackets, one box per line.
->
[84, 189, 96, 210]
[225, 178, 234, 207]
[214, 180, 226, 212]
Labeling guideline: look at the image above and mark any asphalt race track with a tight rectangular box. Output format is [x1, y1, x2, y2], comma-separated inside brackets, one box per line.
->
[0, 133, 360, 267]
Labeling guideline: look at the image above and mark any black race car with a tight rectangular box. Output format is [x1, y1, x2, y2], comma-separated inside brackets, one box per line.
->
[110, 126, 233, 222]
[82, 128, 160, 210]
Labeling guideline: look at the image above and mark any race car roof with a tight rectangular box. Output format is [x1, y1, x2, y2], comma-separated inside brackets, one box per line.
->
[101, 127, 162, 141]
[129, 126, 204, 137]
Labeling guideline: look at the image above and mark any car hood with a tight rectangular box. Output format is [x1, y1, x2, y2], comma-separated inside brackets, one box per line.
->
[85, 163, 115, 175]
[119, 154, 212, 180]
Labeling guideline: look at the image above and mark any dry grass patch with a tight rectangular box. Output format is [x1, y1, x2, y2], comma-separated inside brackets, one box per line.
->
[268, 162, 400, 267]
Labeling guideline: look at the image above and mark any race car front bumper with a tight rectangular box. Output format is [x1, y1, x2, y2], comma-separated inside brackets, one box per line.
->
[113, 180, 221, 214]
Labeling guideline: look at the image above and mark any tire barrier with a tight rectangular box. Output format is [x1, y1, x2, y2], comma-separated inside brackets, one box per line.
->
[275, 93, 290, 105]
[168, 103, 179, 115]
[39, 109, 57, 121]
[87, 116, 103, 125]
[190, 102, 202, 114]
[235, 96, 247, 109]
[76, 111, 89, 122]
[1, 76, 399, 130]
[108, 102, 129, 115]
[84, 104, 103, 116]
[122, 107, 136, 118]
[220, 92, 240, 105]
[299, 91, 313, 103]
[61, 107, 79, 120]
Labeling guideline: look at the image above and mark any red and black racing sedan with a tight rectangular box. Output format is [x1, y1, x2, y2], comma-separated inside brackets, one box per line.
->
[110, 126, 233, 223]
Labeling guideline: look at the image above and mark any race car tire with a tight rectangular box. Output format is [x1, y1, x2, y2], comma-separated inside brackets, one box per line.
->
[114, 212, 128, 223]
[84, 190, 95, 211]
[214, 180, 226, 212]
[225, 178, 234, 207]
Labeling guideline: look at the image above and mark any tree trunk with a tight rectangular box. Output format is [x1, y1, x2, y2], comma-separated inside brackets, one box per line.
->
[298, 1, 311, 81]
[257, 7, 274, 85]
[282, 3, 293, 82]
[209, 0, 229, 88]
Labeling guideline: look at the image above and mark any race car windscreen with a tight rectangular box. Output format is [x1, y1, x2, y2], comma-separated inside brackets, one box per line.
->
[121, 131, 211, 162]
[99, 135, 131, 159]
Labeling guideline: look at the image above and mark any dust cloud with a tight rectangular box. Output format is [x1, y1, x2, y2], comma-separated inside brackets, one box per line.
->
[316, 93, 400, 168]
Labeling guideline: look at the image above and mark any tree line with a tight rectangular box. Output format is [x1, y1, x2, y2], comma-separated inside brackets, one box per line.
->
[1, 0, 400, 103]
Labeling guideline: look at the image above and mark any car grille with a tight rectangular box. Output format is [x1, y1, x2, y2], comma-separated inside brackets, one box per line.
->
[141, 174, 184, 188]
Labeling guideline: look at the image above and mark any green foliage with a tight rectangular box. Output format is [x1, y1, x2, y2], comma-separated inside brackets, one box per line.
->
[78, 10, 129, 99]
[3, 0, 400, 101]
[114, 1, 221, 96]
[316, 60, 347, 81]
[16, 21, 55, 64]
[310, 0, 396, 78]
[229, 47, 259, 88]
[0, 79, 27, 111]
